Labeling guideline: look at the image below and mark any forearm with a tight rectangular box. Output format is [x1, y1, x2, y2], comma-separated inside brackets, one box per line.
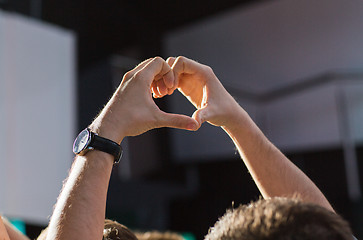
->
[0, 217, 10, 240]
[44, 57, 192, 240]
[43, 56, 190, 240]
[46, 151, 114, 240]
[222, 107, 334, 212]
[2, 217, 30, 240]
[167, 56, 335, 211]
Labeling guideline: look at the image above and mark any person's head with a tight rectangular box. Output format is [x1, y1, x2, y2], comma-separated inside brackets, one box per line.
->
[103, 219, 138, 240]
[135, 230, 184, 240]
[37, 219, 137, 240]
[205, 197, 353, 240]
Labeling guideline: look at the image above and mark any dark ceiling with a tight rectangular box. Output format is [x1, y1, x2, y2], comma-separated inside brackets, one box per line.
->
[1, 0, 259, 69]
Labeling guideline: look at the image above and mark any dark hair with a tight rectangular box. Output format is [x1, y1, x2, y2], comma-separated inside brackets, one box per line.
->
[205, 197, 353, 240]
[135, 231, 184, 240]
[37, 219, 137, 240]
[103, 219, 138, 240]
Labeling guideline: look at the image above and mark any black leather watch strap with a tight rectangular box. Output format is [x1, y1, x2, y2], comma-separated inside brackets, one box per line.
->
[89, 131, 123, 163]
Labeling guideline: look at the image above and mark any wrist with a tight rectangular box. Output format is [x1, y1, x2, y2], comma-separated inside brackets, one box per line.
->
[221, 105, 248, 131]
[89, 116, 126, 145]
[222, 107, 264, 144]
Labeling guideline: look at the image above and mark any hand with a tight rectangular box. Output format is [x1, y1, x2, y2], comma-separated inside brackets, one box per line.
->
[152, 56, 242, 129]
[90, 57, 199, 143]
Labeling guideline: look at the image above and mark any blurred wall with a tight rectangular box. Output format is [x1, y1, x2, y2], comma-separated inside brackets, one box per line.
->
[163, 0, 363, 162]
[0, 10, 75, 224]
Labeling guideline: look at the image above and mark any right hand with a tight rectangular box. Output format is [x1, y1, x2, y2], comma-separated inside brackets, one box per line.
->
[152, 56, 243, 129]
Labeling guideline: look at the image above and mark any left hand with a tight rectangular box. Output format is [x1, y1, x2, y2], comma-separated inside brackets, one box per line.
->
[89, 57, 199, 143]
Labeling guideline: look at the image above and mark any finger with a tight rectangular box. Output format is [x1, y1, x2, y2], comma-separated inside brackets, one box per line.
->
[171, 56, 211, 84]
[153, 78, 162, 96]
[166, 57, 177, 92]
[152, 89, 162, 98]
[153, 92, 162, 98]
[151, 81, 160, 97]
[157, 111, 200, 131]
[163, 69, 174, 89]
[125, 58, 153, 77]
[156, 79, 168, 96]
[167, 87, 174, 95]
[154, 72, 172, 90]
[192, 106, 212, 126]
[170, 56, 203, 91]
[136, 57, 174, 87]
[166, 57, 176, 67]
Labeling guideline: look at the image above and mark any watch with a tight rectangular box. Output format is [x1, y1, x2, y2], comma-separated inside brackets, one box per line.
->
[73, 128, 123, 163]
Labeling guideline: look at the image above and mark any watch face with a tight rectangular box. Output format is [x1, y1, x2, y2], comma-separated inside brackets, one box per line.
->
[73, 129, 91, 154]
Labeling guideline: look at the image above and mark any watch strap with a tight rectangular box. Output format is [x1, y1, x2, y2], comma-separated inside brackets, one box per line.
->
[90, 132, 122, 163]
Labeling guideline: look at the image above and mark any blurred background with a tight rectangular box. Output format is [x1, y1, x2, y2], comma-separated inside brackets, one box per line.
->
[1, 0, 363, 239]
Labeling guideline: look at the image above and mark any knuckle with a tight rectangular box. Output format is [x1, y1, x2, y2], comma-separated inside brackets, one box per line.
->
[166, 56, 175, 62]
[143, 57, 153, 63]
[123, 70, 133, 80]
[173, 56, 186, 71]
[175, 56, 185, 63]
[153, 56, 163, 64]
[203, 65, 214, 75]
[133, 70, 143, 81]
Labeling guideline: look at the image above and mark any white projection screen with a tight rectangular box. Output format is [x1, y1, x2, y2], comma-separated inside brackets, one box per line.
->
[0, 10, 75, 224]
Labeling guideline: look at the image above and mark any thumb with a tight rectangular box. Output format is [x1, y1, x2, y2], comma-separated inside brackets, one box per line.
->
[157, 111, 200, 131]
[192, 107, 213, 126]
